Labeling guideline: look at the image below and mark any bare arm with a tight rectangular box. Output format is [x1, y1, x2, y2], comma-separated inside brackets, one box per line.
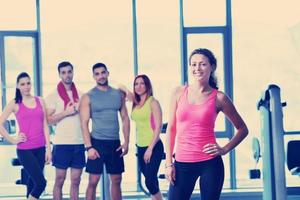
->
[165, 86, 183, 165]
[47, 102, 77, 125]
[203, 92, 248, 156]
[147, 99, 162, 151]
[120, 94, 130, 145]
[39, 98, 51, 148]
[79, 94, 100, 160]
[142, 98, 163, 163]
[0, 100, 23, 144]
[118, 84, 137, 104]
[219, 92, 248, 154]
[165, 86, 184, 184]
[117, 94, 130, 157]
[79, 94, 92, 148]
[39, 97, 52, 164]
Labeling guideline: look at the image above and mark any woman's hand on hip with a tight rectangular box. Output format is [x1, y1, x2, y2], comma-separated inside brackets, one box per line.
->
[202, 143, 226, 156]
[13, 132, 27, 144]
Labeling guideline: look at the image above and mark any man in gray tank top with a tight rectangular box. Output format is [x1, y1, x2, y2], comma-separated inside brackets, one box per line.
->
[80, 63, 130, 200]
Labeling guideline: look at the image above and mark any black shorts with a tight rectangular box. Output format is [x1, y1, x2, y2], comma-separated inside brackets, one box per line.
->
[86, 138, 125, 175]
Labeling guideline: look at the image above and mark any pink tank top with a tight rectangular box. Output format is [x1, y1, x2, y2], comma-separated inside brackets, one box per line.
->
[175, 86, 218, 162]
[16, 97, 46, 150]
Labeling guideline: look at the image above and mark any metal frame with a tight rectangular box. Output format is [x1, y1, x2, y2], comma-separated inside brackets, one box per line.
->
[179, 0, 236, 189]
[35, 0, 42, 96]
[0, 32, 39, 109]
[0, 0, 237, 196]
[132, 0, 138, 77]
[131, 0, 236, 193]
[258, 85, 288, 200]
[0, 35, 6, 109]
[0, 0, 42, 109]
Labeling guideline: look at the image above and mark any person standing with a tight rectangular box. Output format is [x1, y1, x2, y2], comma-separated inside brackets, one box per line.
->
[46, 61, 85, 200]
[165, 48, 248, 200]
[80, 63, 130, 200]
[119, 74, 164, 200]
[0, 72, 51, 200]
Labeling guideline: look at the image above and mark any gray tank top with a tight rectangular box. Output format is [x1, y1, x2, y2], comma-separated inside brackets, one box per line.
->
[88, 86, 122, 140]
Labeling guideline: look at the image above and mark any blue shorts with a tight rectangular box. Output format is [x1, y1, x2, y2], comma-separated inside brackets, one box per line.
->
[52, 144, 86, 169]
[86, 138, 124, 175]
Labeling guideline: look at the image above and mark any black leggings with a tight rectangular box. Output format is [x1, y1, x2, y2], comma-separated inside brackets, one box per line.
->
[137, 140, 164, 195]
[17, 147, 47, 199]
[168, 156, 224, 200]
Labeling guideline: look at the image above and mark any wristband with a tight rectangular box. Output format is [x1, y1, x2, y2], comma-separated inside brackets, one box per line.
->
[85, 146, 93, 152]
[165, 163, 174, 168]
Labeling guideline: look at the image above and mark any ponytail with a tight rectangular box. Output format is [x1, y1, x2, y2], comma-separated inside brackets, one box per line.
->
[15, 88, 22, 103]
[209, 73, 218, 90]
[15, 72, 30, 104]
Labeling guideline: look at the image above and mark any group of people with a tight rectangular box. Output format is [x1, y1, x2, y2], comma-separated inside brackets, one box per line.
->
[0, 48, 248, 200]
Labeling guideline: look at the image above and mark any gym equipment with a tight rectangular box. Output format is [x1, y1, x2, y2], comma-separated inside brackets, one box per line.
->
[257, 84, 287, 200]
[287, 140, 300, 176]
[249, 137, 261, 179]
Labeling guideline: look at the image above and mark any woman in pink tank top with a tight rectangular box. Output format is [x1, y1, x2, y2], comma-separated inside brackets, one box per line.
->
[0, 72, 51, 200]
[165, 49, 248, 200]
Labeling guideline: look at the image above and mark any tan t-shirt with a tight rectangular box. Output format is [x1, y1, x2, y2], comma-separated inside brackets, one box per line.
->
[46, 89, 83, 144]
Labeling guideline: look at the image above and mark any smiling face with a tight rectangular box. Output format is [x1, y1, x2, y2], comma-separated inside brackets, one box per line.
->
[59, 65, 74, 85]
[17, 77, 31, 96]
[190, 53, 215, 83]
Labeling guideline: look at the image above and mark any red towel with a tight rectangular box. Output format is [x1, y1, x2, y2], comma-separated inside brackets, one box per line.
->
[57, 81, 79, 110]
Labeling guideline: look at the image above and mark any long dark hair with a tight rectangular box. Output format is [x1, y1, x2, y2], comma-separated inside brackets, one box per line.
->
[132, 74, 153, 109]
[15, 72, 31, 104]
[188, 48, 218, 89]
